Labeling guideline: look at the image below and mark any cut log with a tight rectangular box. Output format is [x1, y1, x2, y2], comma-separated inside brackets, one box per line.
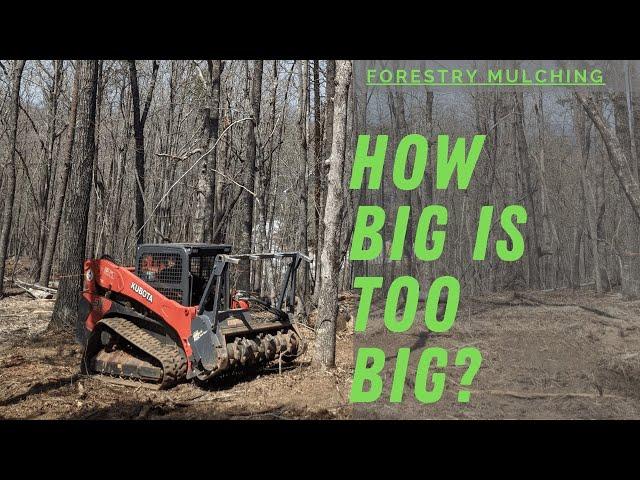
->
[12, 279, 57, 299]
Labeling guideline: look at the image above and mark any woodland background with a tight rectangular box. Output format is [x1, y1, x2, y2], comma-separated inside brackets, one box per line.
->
[2, 59, 640, 369]
[353, 60, 640, 303]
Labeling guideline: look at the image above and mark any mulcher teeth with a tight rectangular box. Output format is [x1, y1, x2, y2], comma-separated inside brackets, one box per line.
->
[223, 330, 301, 372]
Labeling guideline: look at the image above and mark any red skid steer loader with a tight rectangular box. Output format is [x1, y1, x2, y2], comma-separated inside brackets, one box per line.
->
[78, 243, 310, 389]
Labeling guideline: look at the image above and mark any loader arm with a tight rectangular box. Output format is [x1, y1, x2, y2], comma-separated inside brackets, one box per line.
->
[81, 257, 198, 358]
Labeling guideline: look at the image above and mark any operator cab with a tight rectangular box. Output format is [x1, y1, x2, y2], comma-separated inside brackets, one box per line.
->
[136, 243, 232, 309]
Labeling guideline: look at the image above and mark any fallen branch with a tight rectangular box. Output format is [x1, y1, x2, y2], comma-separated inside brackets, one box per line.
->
[15, 279, 57, 294]
[173, 393, 236, 407]
[10, 279, 56, 299]
[469, 388, 627, 401]
[296, 322, 316, 334]
[515, 292, 621, 320]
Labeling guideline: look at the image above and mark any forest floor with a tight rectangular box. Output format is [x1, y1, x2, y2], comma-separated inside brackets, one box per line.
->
[1, 285, 640, 419]
[356, 287, 640, 419]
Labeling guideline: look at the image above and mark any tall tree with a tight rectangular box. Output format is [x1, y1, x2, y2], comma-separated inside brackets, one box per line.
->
[129, 60, 159, 244]
[0, 60, 25, 296]
[573, 97, 605, 292]
[237, 60, 263, 287]
[577, 92, 640, 221]
[297, 60, 310, 299]
[35, 59, 63, 278]
[86, 60, 104, 258]
[194, 60, 222, 243]
[314, 60, 352, 368]
[38, 63, 81, 288]
[49, 60, 99, 331]
[313, 60, 336, 304]
[513, 90, 541, 288]
[254, 60, 278, 294]
[312, 60, 323, 292]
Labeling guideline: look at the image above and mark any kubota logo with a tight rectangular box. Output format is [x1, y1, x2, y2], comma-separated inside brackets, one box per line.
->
[131, 282, 153, 303]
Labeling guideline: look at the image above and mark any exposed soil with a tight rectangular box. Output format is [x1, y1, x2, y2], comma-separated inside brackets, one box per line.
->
[1, 286, 640, 419]
[355, 288, 640, 419]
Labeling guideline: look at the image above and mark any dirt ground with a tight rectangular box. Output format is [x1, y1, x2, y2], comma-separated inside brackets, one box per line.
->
[1, 286, 640, 419]
[355, 287, 640, 419]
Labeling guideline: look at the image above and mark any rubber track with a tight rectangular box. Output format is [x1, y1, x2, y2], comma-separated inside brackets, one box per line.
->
[98, 317, 187, 389]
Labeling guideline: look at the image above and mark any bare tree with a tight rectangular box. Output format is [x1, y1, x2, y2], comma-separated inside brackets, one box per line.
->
[0, 60, 25, 296]
[194, 60, 222, 243]
[129, 60, 159, 244]
[513, 90, 542, 288]
[49, 60, 99, 330]
[314, 60, 352, 368]
[237, 60, 263, 287]
[38, 63, 81, 288]
[577, 92, 640, 221]
[313, 60, 335, 304]
[34, 60, 63, 279]
[254, 60, 278, 294]
[297, 60, 310, 299]
[573, 97, 606, 292]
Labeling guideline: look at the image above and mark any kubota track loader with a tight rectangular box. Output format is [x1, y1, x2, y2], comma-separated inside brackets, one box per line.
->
[78, 243, 310, 389]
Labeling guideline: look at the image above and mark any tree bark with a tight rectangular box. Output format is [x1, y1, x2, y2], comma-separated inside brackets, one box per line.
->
[0, 60, 26, 296]
[86, 60, 104, 258]
[49, 60, 99, 331]
[312, 60, 322, 295]
[313, 60, 336, 304]
[129, 60, 159, 244]
[237, 60, 263, 287]
[194, 60, 222, 242]
[35, 59, 63, 279]
[297, 60, 310, 300]
[255, 60, 278, 294]
[513, 90, 541, 288]
[577, 92, 640, 222]
[573, 96, 602, 292]
[38, 62, 81, 287]
[314, 60, 352, 369]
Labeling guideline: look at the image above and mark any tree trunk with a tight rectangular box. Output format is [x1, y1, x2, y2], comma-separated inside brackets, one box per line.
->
[297, 60, 310, 300]
[513, 90, 541, 288]
[612, 90, 638, 292]
[35, 59, 63, 280]
[129, 60, 159, 244]
[0, 60, 26, 296]
[312, 60, 322, 295]
[313, 60, 336, 304]
[314, 60, 352, 369]
[255, 60, 278, 295]
[49, 60, 99, 331]
[573, 97, 602, 292]
[533, 91, 559, 286]
[86, 60, 104, 258]
[194, 60, 222, 242]
[237, 60, 263, 287]
[38, 62, 81, 287]
[415, 88, 434, 290]
[577, 92, 640, 221]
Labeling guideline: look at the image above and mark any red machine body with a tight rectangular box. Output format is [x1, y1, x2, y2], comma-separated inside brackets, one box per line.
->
[82, 258, 198, 361]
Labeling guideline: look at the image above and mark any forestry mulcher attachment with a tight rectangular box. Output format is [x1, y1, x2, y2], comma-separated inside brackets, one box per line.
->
[78, 243, 310, 389]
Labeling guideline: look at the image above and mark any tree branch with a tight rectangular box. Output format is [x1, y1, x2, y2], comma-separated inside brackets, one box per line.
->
[141, 60, 159, 127]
